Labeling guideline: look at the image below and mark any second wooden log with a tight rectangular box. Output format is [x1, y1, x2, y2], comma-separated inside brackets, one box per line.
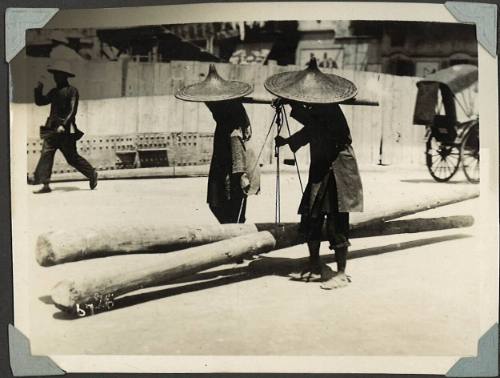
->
[51, 231, 276, 312]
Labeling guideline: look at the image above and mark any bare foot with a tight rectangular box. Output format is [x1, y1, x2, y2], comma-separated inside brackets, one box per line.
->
[289, 263, 323, 282]
[320, 271, 350, 290]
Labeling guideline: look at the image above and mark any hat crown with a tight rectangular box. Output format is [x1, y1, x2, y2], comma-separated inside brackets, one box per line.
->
[204, 64, 225, 87]
[175, 64, 253, 102]
[307, 57, 319, 70]
[207, 64, 218, 77]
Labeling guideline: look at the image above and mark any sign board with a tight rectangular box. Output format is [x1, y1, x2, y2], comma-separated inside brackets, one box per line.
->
[229, 42, 272, 64]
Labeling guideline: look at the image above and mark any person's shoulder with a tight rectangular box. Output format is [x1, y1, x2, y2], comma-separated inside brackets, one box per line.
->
[67, 85, 79, 95]
[330, 103, 346, 116]
[45, 88, 57, 97]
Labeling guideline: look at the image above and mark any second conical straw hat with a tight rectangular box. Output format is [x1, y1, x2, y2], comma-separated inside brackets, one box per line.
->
[175, 64, 253, 102]
[264, 58, 357, 104]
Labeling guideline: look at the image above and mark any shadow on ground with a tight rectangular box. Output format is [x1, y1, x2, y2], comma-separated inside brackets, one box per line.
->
[51, 233, 471, 320]
[31, 186, 84, 193]
[400, 179, 472, 184]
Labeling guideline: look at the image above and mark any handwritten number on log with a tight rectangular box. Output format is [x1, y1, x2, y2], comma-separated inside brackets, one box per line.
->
[105, 298, 114, 310]
[87, 303, 95, 316]
[74, 293, 115, 317]
[75, 303, 86, 317]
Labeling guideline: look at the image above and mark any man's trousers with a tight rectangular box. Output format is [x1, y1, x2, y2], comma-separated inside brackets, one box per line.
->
[209, 197, 247, 224]
[34, 134, 95, 184]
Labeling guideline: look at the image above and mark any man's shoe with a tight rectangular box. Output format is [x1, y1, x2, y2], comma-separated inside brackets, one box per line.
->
[34, 186, 51, 194]
[89, 171, 98, 190]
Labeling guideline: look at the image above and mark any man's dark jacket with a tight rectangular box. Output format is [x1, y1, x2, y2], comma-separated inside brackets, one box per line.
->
[288, 103, 363, 214]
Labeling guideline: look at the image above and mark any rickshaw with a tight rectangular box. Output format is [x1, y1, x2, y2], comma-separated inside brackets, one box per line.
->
[413, 64, 479, 183]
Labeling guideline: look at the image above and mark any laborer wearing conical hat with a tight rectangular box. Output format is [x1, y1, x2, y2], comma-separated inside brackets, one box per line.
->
[176, 64, 259, 224]
[29, 60, 98, 194]
[268, 57, 364, 289]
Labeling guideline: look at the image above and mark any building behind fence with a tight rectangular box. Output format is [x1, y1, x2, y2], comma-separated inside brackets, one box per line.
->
[11, 58, 428, 176]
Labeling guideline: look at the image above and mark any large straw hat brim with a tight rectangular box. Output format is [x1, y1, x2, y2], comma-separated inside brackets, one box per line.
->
[47, 68, 75, 77]
[176, 63, 253, 102]
[264, 70, 357, 104]
[175, 81, 253, 102]
[47, 61, 75, 77]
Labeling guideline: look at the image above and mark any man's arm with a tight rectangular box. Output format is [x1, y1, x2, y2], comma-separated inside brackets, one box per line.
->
[61, 87, 79, 129]
[230, 128, 251, 194]
[34, 82, 51, 106]
[275, 127, 310, 153]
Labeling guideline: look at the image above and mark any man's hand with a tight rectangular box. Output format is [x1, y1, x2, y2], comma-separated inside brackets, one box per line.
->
[36, 81, 44, 91]
[271, 97, 288, 108]
[56, 125, 65, 134]
[240, 173, 251, 194]
[275, 135, 288, 148]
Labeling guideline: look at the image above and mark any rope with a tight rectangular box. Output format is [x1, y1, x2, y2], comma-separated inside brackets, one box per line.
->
[245, 102, 306, 224]
[248, 110, 278, 178]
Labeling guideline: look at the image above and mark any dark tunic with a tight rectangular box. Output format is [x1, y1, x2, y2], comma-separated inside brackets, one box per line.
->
[206, 101, 251, 209]
[35, 84, 81, 136]
[288, 103, 363, 215]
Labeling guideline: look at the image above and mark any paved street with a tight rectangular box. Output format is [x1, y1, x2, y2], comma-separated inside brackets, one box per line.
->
[26, 165, 481, 356]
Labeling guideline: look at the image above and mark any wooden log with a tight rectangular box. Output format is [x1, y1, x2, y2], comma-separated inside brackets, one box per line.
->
[351, 190, 479, 229]
[349, 215, 474, 238]
[259, 215, 474, 249]
[51, 231, 276, 312]
[37, 190, 478, 266]
[50, 214, 474, 313]
[36, 223, 258, 267]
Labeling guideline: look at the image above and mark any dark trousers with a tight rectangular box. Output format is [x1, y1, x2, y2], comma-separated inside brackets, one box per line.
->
[209, 197, 247, 224]
[34, 134, 95, 184]
[301, 212, 350, 271]
[300, 212, 350, 251]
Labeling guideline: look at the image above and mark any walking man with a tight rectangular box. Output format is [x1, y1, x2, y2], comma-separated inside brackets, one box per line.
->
[31, 61, 98, 193]
[266, 58, 363, 289]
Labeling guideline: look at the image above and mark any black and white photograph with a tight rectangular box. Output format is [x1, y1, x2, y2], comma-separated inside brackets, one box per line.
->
[7, 2, 498, 375]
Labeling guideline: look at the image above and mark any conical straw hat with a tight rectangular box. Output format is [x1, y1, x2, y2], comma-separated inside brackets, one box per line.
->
[47, 60, 75, 77]
[175, 64, 253, 102]
[264, 57, 357, 104]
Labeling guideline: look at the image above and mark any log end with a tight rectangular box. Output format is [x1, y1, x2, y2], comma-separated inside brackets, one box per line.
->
[35, 234, 57, 267]
[51, 280, 78, 311]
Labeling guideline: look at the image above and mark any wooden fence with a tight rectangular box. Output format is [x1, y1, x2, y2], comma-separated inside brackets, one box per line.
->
[11, 58, 427, 176]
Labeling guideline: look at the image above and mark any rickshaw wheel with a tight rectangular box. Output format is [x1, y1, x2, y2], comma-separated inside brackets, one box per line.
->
[461, 123, 480, 183]
[425, 134, 461, 182]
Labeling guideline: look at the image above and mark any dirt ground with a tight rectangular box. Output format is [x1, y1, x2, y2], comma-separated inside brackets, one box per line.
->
[25, 165, 481, 356]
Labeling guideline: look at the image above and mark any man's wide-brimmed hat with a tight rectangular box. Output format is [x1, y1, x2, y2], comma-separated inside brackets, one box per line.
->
[175, 64, 253, 102]
[47, 60, 75, 77]
[264, 57, 357, 104]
